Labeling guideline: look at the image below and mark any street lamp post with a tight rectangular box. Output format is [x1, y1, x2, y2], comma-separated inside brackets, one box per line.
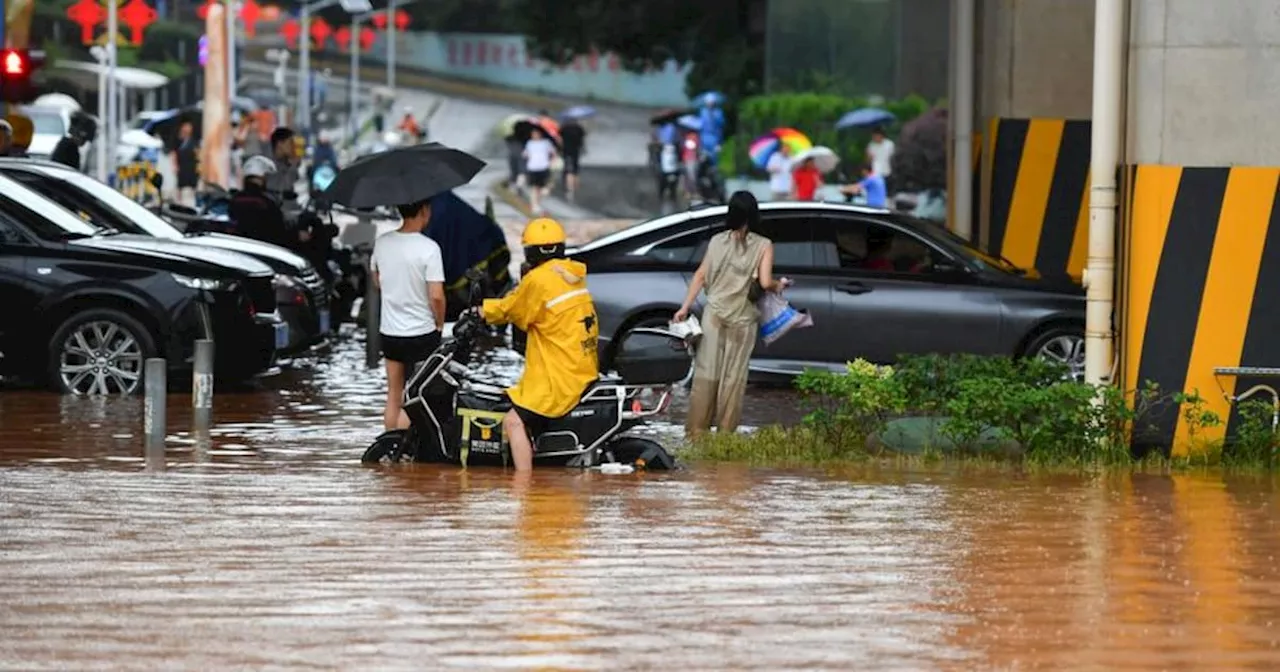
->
[298, 0, 369, 134]
[106, 0, 118, 181]
[386, 0, 396, 89]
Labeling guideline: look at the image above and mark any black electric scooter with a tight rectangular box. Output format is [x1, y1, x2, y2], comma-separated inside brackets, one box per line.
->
[361, 276, 687, 470]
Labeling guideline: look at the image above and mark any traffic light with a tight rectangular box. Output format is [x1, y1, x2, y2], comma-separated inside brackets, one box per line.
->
[0, 49, 45, 104]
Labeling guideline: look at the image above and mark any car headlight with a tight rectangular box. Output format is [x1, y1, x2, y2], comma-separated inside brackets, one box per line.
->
[172, 273, 230, 290]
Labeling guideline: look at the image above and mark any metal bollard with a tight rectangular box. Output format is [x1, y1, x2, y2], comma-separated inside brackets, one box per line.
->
[143, 358, 167, 467]
[364, 264, 382, 369]
[192, 339, 214, 434]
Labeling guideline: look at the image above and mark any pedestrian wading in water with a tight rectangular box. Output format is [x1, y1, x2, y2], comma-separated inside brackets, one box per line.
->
[674, 191, 790, 438]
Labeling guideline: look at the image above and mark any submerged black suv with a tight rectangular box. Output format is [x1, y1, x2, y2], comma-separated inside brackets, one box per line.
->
[0, 159, 332, 355]
[0, 174, 287, 394]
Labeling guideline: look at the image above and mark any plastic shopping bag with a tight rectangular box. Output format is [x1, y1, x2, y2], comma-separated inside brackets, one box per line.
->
[757, 292, 813, 345]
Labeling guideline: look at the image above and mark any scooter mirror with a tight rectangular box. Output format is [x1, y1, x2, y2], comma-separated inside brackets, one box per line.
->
[150, 173, 164, 189]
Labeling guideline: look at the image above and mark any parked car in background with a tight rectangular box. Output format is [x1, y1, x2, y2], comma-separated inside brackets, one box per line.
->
[0, 159, 332, 355]
[0, 174, 287, 394]
[570, 202, 1087, 380]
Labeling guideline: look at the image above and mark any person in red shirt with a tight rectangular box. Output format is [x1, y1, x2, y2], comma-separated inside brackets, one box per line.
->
[792, 157, 823, 201]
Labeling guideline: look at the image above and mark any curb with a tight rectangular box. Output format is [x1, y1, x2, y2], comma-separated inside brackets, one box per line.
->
[490, 179, 535, 219]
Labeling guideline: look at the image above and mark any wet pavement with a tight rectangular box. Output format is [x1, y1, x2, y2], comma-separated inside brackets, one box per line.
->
[4, 333, 1280, 669]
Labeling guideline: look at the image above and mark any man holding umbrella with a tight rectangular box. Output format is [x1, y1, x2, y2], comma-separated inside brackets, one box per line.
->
[324, 143, 483, 432]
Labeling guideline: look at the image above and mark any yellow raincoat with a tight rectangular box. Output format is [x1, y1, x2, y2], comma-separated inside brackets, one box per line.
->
[482, 258, 599, 418]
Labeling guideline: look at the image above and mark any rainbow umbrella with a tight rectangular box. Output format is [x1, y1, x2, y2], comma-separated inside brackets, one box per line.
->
[748, 127, 813, 169]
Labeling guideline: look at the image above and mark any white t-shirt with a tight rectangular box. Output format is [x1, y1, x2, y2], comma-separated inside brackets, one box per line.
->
[867, 138, 896, 177]
[524, 138, 555, 172]
[767, 153, 793, 194]
[371, 231, 446, 337]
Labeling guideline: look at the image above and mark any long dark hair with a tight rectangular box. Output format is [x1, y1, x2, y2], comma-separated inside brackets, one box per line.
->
[726, 190, 759, 236]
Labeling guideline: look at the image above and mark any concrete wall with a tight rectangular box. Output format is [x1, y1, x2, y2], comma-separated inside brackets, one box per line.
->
[359, 31, 691, 108]
[977, 0, 1095, 120]
[1127, 0, 1280, 165]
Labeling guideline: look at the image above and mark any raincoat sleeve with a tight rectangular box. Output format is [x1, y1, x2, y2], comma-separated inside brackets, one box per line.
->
[481, 278, 542, 331]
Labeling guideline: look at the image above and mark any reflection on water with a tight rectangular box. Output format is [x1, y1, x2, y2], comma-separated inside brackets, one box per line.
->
[4, 336, 1280, 668]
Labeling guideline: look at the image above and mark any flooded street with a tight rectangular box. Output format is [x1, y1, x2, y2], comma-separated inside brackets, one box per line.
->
[4, 335, 1280, 669]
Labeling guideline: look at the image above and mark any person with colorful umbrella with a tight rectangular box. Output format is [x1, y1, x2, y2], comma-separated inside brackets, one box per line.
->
[766, 142, 794, 201]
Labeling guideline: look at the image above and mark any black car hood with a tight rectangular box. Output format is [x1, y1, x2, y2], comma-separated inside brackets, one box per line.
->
[71, 234, 275, 279]
[183, 232, 312, 274]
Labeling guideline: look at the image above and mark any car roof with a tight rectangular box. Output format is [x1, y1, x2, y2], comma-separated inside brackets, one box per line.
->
[0, 157, 70, 171]
[573, 200, 895, 253]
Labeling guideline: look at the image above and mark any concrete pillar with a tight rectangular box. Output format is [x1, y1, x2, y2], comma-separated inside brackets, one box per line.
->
[1121, 0, 1280, 455]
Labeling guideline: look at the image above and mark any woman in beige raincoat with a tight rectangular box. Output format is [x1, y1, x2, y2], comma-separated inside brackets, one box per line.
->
[674, 191, 789, 438]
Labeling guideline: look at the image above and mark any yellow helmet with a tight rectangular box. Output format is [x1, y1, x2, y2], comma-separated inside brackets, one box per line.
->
[522, 217, 566, 247]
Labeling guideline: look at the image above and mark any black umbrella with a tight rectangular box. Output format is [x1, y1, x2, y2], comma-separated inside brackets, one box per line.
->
[511, 118, 562, 149]
[323, 142, 487, 209]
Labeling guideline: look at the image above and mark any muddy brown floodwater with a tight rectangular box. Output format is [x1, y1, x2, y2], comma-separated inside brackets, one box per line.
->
[4, 335, 1280, 669]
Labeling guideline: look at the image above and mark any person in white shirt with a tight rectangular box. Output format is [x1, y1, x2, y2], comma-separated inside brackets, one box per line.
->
[766, 144, 793, 201]
[523, 128, 557, 215]
[370, 198, 447, 431]
[866, 127, 896, 181]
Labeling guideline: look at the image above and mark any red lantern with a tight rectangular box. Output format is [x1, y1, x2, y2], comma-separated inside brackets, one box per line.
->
[281, 19, 301, 49]
[333, 25, 351, 51]
[394, 9, 410, 31]
[119, 0, 158, 45]
[371, 13, 387, 30]
[196, 0, 217, 20]
[240, 0, 262, 37]
[358, 26, 377, 52]
[66, 0, 106, 45]
[309, 17, 332, 48]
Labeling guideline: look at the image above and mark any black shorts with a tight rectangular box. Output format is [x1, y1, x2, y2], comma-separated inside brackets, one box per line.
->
[513, 403, 555, 440]
[563, 153, 581, 175]
[380, 331, 441, 369]
[527, 170, 550, 188]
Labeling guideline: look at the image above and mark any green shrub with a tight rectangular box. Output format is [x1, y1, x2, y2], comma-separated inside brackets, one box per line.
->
[684, 353, 1273, 471]
[796, 359, 904, 449]
[727, 92, 931, 178]
[1228, 399, 1279, 466]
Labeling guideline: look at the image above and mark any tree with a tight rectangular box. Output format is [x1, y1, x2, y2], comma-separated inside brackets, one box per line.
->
[891, 107, 947, 193]
[509, 0, 764, 101]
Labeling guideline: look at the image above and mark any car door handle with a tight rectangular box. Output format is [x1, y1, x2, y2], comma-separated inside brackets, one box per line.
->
[836, 282, 872, 295]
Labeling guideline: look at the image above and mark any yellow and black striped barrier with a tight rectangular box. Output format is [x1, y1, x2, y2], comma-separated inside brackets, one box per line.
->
[114, 161, 161, 204]
[983, 117, 1092, 281]
[1122, 165, 1280, 454]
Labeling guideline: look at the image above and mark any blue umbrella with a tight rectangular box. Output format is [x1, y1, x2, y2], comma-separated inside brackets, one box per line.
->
[692, 91, 725, 106]
[835, 107, 896, 130]
[676, 114, 703, 131]
[560, 105, 597, 121]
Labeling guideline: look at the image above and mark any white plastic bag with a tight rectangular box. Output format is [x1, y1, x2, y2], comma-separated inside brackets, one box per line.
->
[668, 314, 703, 345]
[758, 292, 813, 345]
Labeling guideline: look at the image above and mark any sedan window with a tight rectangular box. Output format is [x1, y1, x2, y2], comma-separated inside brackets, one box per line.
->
[753, 216, 818, 269]
[646, 230, 711, 265]
[0, 218, 30, 245]
[817, 217, 944, 275]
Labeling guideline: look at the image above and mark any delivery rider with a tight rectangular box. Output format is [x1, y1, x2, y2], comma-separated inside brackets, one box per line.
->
[475, 218, 599, 472]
